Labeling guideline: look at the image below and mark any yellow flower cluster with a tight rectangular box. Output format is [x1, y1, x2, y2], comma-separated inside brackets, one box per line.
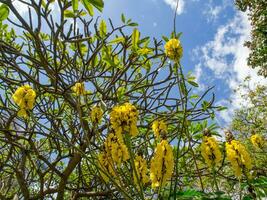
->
[71, 82, 86, 96]
[250, 134, 264, 149]
[98, 152, 116, 182]
[90, 106, 103, 124]
[12, 85, 36, 118]
[152, 120, 167, 139]
[104, 132, 129, 166]
[226, 140, 252, 177]
[110, 103, 139, 140]
[201, 136, 222, 168]
[133, 155, 150, 188]
[150, 140, 174, 189]
[164, 38, 183, 61]
[98, 132, 129, 182]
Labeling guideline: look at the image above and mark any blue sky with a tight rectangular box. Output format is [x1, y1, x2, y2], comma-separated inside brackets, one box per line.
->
[101, 0, 267, 127]
[11, 0, 267, 128]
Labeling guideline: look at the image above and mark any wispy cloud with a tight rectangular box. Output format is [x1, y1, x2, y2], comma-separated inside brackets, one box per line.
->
[202, 0, 232, 23]
[203, 5, 223, 23]
[193, 64, 205, 91]
[163, 0, 185, 14]
[193, 12, 267, 125]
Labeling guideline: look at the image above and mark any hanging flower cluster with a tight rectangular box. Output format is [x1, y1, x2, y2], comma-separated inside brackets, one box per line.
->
[98, 152, 116, 182]
[133, 155, 150, 188]
[72, 82, 86, 96]
[164, 38, 183, 61]
[104, 132, 129, 166]
[90, 106, 103, 124]
[226, 139, 252, 177]
[150, 140, 174, 189]
[110, 103, 139, 140]
[201, 136, 222, 168]
[12, 85, 36, 118]
[98, 132, 129, 182]
[152, 120, 167, 139]
[250, 134, 264, 149]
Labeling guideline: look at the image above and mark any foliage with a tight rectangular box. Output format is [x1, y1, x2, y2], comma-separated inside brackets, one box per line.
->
[230, 80, 267, 198]
[231, 79, 267, 138]
[235, 0, 267, 77]
[0, 0, 266, 200]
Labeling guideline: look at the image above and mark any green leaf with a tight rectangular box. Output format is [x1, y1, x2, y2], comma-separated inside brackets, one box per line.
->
[79, 43, 88, 55]
[217, 106, 228, 111]
[202, 101, 210, 111]
[81, 0, 94, 16]
[0, 4, 9, 21]
[188, 80, 199, 87]
[64, 10, 76, 18]
[131, 28, 140, 51]
[109, 37, 125, 44]
[99, 19, 107, 38]
[121, 13, 126, 23]
[180, 83, 187, 96]
[88, 0, 104, 12]
[72, 0, 78, 12]
[117, 87, 126, 101]
[79, 11, 87, 16]
[138, 36, 150, 46]
[128, 22, 138, 27]
[175, 189, 203, 198]
[243, 196, 253, 200]
[210, 111, 215, 119]
[41, 0, 47, 8]
[190, 94, 199, 99]
[176, 32, 183, 39]
[162, 35, 169, 42]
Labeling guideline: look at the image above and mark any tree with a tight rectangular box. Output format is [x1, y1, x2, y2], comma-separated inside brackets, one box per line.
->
[235, 0, 267, 77]
[231, 79, 267, 138]
[0, 0, 266, 199]
[231, 78, 267, 182]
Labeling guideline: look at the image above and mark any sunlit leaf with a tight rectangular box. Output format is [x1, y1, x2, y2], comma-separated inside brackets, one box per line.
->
[132, 28, 140, 51]
[0, 3, 9, 21]
[81, 0, 94, 16]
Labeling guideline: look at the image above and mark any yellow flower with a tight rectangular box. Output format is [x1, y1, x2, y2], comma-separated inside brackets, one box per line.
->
[250, 134, 264, 149]
[150, 140, 174, 189]
[17, 109, 28, 118]
[110, 103, 138, 139]
[98, 132, 129, 182]
[164, 38, 183, 61]
[201, 136, 222, 168]
[12, 85, 36, 118]
[104, 132, 129, 166]
[152, 120, 167, 139]
[137, 48, 152, 55]
[90, 106, 103, 124]
[133, 155, 150, 188]
[98, 152, 116, 182]
[72, 82, 86, 96]
[226, 140, 252, 177]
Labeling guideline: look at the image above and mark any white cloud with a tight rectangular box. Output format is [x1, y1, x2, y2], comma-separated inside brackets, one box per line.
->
[204, 5, 222, 22]
[193, 64, 204, 91]
[193, 12, 267, 125]
[163, 0, 185, 14]
[202, 0, 232, 23]
[194, 64, 202, 83]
